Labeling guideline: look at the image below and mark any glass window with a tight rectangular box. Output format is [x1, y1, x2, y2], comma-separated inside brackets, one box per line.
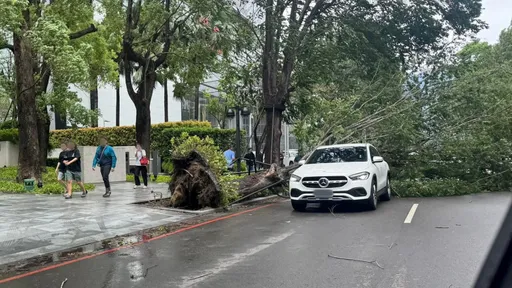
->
[370, 146, 380, 158]
[307, 147, 368, 164]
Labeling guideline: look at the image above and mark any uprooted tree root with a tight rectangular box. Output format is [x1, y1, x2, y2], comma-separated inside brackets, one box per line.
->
[169, 150, 221, 210]
[168, 151, 300, 210]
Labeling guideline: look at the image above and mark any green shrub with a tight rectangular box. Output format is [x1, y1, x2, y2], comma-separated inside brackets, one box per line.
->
[219, 174, 244, 205]
[171, 132, 227, 177]
[0, 128, 19, 143]
[392, 178, 480, 198]
[0, 167, 95, 194]
[0, 120, 18, 130]
[155, 127, 244, 160]
[49, 120, 211, 148]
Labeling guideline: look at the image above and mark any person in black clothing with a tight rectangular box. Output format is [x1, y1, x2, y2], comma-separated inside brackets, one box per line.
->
[244, 148, 256, 175]
[55, 142, 68, 193]
[63, 141, 88, 199]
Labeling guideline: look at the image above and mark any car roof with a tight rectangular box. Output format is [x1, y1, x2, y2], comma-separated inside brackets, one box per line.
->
[316, 143, 370, 149]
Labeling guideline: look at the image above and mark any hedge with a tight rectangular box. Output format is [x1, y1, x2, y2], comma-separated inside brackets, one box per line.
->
[0, 121, 213, 146]
[0, 128, 19, 143]
[49, 120, 212, 147]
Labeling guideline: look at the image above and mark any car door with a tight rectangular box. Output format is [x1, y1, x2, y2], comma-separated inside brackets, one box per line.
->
[370, 146, 386, 191]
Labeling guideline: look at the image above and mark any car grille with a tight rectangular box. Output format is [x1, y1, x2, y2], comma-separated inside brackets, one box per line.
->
[301, 176, 348, 188]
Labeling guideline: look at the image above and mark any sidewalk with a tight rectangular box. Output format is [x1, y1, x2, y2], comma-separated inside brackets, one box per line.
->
[0, 182, 192, 266]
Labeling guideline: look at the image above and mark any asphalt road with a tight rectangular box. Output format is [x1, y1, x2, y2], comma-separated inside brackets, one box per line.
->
[1, 193, 510, 288]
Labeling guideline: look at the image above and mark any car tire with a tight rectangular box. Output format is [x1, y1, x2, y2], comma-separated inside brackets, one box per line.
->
[291, 200, 307, 212]
[380, 176, 392, 201]
[367, 180, 378, 211]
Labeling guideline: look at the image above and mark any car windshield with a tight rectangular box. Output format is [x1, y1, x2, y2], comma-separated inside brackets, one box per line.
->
[306, 147, 368, 164]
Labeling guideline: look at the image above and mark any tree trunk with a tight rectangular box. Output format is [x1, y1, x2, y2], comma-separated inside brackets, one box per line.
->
[135, 98, 151, 153]
[115, 85, 120, 126]
[37, 105, 50, 172]
[263, 107, 283, 165]
[164, 80, 169, 122]
[90, 77, 98, 127]
[13, 32, 41, 181]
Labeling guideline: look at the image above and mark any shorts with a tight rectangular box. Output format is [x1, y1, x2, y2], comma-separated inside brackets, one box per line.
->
[65, 171, 82, 182]
[57, 171, 65, 181]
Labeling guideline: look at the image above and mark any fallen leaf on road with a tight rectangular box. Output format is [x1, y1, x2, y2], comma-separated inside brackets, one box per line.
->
[435, 226, 449, 229]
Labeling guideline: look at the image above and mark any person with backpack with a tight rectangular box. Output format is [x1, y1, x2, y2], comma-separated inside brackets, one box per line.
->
[92, 136, 117, 198]
[63, 141, 88, 199]
[133, 142, 149, 189]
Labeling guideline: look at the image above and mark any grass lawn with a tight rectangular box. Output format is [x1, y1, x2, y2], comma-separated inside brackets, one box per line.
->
[0, 167, 95, 194]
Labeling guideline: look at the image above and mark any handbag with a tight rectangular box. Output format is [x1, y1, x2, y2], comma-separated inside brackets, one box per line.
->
[137, 150, 149, 166]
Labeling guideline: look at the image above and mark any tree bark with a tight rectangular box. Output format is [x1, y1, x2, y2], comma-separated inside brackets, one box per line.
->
[90, 80, 98, 127]
[37, 105, 50, 172]
[263, 107, 283, 165]
[135, 99, 151, 153]
[13, 31, 41, 181]
[164, 80, 169, 122]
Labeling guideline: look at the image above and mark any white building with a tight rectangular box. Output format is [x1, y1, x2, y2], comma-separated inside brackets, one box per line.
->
[50, 77, 183, 130]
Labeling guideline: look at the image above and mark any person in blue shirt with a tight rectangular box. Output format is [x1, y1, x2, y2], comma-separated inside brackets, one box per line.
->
[223, 146, 236, 171]
[92, 136, 117, 198]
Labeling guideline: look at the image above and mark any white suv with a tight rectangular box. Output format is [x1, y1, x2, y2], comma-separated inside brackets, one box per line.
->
[289, 144, 391, 211]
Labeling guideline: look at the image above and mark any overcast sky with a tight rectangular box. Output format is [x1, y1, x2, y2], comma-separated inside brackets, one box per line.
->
[477, 0, 512, 43]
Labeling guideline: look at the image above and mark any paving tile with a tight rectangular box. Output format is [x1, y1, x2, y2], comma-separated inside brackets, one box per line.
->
[0, 182, 192, 265]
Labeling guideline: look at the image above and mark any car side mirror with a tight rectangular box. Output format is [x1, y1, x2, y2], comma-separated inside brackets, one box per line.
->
[372, 156, 384, 163]
[298, 160, 306, 165]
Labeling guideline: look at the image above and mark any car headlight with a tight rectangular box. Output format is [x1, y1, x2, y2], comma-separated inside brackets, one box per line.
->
[290, 174, 301, 182]
[349, 172, 370, 181]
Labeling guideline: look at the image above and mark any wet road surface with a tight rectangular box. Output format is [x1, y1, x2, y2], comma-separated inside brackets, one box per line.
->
[1, 193, 510, 288]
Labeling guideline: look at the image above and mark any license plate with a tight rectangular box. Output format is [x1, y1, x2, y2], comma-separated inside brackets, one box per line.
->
[314, 189, 333, 199]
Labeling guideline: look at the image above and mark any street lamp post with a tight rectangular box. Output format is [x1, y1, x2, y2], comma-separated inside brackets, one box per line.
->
[227, 106, 250, 172]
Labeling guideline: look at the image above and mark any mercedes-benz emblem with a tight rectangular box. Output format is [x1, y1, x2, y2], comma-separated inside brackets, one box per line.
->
[318, 177, 329, 188]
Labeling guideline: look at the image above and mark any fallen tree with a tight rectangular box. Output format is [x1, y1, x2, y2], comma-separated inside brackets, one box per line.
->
[168, 150, 299, 209]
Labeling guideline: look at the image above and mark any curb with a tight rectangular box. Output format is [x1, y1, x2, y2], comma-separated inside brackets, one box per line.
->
[134, 195, 279, 215]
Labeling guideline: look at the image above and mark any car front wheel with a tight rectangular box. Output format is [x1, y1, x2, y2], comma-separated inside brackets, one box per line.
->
[291, 200, 307, 212]
[366, 180, 378, 210]
[380, 177, 392, 201]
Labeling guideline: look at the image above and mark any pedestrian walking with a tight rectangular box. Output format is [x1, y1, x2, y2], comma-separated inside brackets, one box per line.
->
[63, 141, 88, 199]
[133, 143, 149, 189]
[92, 137, 117, 198]
[244, 147, 256, 175]
[223, 146, 236, 171]
[55, 141, 68, 194]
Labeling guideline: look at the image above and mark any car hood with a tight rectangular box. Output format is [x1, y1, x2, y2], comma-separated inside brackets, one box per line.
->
[293, 162, 370, 177]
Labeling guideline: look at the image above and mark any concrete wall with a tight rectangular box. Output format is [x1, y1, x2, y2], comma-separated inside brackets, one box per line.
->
[0, 141, 18, 167]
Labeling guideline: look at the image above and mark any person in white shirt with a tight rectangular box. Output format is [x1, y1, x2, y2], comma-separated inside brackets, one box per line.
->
[134, 143, 149, 189]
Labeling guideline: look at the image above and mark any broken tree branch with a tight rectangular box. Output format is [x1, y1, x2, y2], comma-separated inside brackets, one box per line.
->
[328, 254, 384, 269]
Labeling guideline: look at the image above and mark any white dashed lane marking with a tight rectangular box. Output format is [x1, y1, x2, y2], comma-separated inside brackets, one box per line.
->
[404, 203, 419, 224]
